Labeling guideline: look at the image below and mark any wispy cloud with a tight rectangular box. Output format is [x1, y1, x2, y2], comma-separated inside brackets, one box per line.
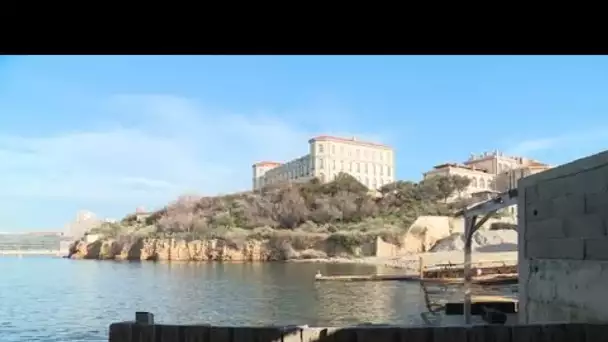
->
[0, 94, 390, 213]
[507, 128, 608, 155]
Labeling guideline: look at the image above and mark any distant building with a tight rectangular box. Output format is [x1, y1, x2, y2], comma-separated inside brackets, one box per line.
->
[424, 150, 551, 202]
[252, 135, 395, 190]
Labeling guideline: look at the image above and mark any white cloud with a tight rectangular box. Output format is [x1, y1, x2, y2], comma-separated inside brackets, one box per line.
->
[0, 94, 390, 212]
[507, 128, 608, 155]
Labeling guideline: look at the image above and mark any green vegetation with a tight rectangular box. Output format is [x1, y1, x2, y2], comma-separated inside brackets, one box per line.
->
[90, 173, 472, 248]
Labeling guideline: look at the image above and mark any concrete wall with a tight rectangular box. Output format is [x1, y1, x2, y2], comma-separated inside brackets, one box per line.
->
[518, 150, 608, 323]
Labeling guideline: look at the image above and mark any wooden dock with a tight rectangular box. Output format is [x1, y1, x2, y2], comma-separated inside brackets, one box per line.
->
[314, 258, 518, 285]
[315, 272, 517, 285]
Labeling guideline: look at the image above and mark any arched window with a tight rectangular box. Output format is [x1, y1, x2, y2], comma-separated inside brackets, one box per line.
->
[472, 177, 478, 187]
[480, 178, 486, 188]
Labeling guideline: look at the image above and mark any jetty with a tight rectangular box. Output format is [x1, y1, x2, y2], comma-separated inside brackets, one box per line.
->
[314, 258, 518, 285]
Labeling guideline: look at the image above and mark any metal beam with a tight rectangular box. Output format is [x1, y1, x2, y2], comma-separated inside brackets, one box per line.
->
[460, 188, 519, 325]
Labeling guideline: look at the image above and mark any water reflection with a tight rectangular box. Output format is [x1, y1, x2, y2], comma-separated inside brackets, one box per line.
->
[1, 257, 430, 342]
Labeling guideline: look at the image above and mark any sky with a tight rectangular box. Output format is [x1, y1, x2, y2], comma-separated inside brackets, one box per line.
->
[2, 55, 608, 231]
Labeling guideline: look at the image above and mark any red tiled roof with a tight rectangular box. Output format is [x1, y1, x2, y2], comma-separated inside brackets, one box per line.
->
[308, 135, 391, 149]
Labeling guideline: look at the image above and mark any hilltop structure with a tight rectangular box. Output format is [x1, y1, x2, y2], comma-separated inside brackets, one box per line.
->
[252, 135, 395, 190]
[423, 150, 551, 203]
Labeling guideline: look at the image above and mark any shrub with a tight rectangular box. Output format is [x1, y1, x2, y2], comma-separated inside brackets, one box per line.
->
[111, 175, 467, 244]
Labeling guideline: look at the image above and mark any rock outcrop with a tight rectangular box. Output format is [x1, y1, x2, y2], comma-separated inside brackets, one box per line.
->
[67, 235, 400, 261]
[402, 215, 517, 254]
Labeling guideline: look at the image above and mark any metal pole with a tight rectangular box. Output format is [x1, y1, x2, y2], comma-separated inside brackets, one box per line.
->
[463, 215, 476, 325]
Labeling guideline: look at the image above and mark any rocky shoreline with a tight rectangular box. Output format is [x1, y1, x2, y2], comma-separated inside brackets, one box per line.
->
[67, 235, 406, 262]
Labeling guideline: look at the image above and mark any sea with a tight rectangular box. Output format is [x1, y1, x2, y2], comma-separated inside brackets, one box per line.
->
[1, 256, 436, 342]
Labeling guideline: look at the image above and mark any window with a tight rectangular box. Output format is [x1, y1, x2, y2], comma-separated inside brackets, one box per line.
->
[320, 173, 326, 182]
[332, 145, 335, 154]
[472, 178, 478, 187]
[348, 149, 352, 157]
[387, 167, 391, 177]
[340, 146, 344, 154]
[379, 153, 383, 161]
[319, 144, 324, 153]
[372, 179, 377, 189]
[333, 160, 336, 170]
[380, 165, 384, 176]
[365, 163, 369, 173]
[372, 164, 376, 175]
[356, 163, 360, 172]
[340, 160, 344, 170]
[365, 177, 369, 187]
[319, 158, 324, 169]
[356, 149, 360, 157]
[348, 162, 352, 171]
[480, 178, 486, 188]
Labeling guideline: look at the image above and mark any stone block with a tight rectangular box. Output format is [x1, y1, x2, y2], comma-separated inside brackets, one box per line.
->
[553, 194, 586, 218]
[564, 214, 605, 239]
[574, 165, 608, 195]
[585, 191, 608, 216]
[585, 238, 608, 260]
[524, 185, 539, 205]
[526, 238, 584, 260]
[537, 177, 571, 201]
[520, 149, 608, 188]
[525, 200, 555, 222]
[526, 218, 565, 240]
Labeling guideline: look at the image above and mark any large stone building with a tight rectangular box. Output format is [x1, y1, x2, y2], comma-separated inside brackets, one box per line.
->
[424, 150, 551, 201]
[252, 135, 395, 190]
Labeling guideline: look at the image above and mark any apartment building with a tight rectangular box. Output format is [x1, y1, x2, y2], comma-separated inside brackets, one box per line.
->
[424, 150, 551, 200]
[252, 135, 395, 190]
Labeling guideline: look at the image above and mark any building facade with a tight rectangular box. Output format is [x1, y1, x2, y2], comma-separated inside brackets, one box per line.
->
[423, 150, 551, 201]
[252, 136, 395, 190]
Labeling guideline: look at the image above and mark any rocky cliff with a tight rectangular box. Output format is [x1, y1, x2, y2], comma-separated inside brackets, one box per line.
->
[68, 235, 395, 261]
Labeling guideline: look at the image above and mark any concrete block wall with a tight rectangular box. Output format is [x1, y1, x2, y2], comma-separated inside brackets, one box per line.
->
[518, 150, 608, 323]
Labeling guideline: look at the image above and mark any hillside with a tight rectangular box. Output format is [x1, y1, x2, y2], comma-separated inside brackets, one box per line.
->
[91, 173, 472, 241]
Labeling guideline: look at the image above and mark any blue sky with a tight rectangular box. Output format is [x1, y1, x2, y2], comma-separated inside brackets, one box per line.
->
[2, 55, 608, 231]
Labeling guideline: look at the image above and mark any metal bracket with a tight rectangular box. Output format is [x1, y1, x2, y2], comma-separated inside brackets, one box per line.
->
[461, 189, 518, 324]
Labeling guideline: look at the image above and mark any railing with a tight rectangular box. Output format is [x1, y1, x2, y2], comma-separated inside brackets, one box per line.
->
[109, 312, 596, 342]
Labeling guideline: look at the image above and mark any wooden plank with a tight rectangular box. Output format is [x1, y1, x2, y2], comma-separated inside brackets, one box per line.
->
[584, 324, 608, 342]
[183, 325, 210, 342]
[512, 324, 543, 342]
[331, 328, 358, 342]
[540, 324, 585, 342]
[355, 327, 399, 342]
[132, 323, 156, 342]
[208, 327, 233, 342]
[109, 322, 133, 342]
[399, 326, 432, 342]
[231, 327, 256, 342]
[158, 325, 184, 342]
[468, 325, 511, 342]
[431, 327, 468, 342]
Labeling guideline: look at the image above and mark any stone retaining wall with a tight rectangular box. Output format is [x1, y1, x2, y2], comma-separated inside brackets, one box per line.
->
[518, 149, 608, 323]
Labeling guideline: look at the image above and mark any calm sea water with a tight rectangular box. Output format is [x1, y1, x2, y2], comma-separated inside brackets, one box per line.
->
[1, 256, 430, 342]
